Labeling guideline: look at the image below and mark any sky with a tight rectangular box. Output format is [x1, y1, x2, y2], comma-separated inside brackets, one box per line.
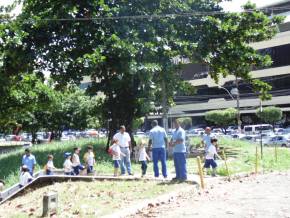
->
[1, 0, 283, 13]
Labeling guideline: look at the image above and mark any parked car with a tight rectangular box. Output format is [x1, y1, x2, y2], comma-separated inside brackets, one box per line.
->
[0, 134, 5, 142]
[243, 124, 273, 135]
[263, 135, 290, 147]
[134, 131, 147, 139]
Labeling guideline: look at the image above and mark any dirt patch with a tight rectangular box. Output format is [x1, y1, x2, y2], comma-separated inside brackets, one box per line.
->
[133, 171, 290, 218]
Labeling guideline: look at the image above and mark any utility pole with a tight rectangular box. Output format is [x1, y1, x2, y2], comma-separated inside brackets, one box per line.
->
[234, 77, 241, 132]
[161, 78, 169, 132]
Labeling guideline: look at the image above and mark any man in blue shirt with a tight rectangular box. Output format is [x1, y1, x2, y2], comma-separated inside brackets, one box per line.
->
[148, 120, 168, 178]
[170, 119, 187, 181]
[22, 148, 37, 175]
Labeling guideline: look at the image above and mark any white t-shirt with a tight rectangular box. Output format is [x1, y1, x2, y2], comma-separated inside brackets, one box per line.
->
[72, 153, 81, 167]
[139, 147, 148, 161]
[87, 152, 95, 166]
[113, 132, 131, 148]
[111, 144, 122, 160]
[20, 172, 33, 186]
[46, 160, 55, 170]
[205, 145, 218, 159]
[63, 159, 73, 173]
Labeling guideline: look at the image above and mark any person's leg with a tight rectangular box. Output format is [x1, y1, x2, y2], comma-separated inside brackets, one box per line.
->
[160, 148, 167, 178]
[120, 148, 126, 175]
[173, 153, 180, 179]
[211, 160, 218, 176]
[114, 160, 120, 176]
[179, 153, 187, 180]
[152, 148, 159, 177]
[204, 159, 211, 175]
[124, 148, 132, 175]
[141, 161, 146, 176]
[73, 166, 79, 175]
[144, 161, 147, 175]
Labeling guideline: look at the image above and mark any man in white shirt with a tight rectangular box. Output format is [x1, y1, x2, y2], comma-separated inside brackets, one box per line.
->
[113, 125, 133, 175]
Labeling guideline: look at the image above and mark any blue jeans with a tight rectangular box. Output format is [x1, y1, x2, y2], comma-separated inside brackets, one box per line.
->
[140, 161, 147, 175]
[87, 166, 93, 174]
[73, 165, 85, 175]
[173, 152, 187, 180]
[120, 147, 132, 175]
[152, 148, 167, 178]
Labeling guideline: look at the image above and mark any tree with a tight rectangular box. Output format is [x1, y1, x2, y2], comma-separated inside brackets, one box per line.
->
[205, 108, 237, 133]
[177, 117, 192, 130]
[256, 106, 282, 129]
[3, 0, 282, 145]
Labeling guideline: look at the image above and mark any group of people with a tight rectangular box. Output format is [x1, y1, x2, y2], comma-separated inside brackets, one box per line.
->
[16, 123, 220, 188]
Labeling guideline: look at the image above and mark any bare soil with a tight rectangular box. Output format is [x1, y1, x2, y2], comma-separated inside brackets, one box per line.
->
[133, 171, 290, 218]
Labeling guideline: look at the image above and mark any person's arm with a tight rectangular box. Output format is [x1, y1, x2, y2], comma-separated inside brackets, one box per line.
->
[148, 139, 152, 149]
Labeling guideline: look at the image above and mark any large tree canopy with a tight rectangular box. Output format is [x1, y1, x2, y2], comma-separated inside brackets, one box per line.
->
[1, 0, 283, 143]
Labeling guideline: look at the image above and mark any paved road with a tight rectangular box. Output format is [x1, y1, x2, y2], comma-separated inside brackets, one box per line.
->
[134, 171, 290, 218]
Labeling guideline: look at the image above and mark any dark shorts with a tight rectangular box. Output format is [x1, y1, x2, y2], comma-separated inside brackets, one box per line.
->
[204, 159, 217, 169]
[87, 166, 93, 174]
[114, 160, 120, 168]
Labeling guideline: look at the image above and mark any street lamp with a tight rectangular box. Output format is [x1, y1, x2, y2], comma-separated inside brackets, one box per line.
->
[218, 85, 241, 132]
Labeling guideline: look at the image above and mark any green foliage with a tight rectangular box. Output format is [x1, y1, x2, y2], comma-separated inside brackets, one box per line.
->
[205, 108, 237, 130]
[197, 2, 283, 99]
[177, 117, 192, 130]
[132, 117, 145, 131]
[256, 106, 283, 125]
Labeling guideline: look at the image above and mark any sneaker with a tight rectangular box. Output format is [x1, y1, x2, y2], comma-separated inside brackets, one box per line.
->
[128, 173, 134, 176]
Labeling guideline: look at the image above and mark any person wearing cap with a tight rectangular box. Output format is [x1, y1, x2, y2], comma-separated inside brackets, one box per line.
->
[19, 165, 33, 187]
[21, 148, 37, 176]
[113, 125, 133, 175]
[170, 119, 187, 181]
[148, 120, 168, 178]
[72, 147, 85, 175]
[202, 127, 212, 152]
[63, 152, 74, 175]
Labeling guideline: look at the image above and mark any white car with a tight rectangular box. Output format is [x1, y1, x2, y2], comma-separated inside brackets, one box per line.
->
[263, 135, 290, 147]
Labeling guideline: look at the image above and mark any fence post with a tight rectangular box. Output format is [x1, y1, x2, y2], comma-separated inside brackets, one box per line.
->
[275, 144, 278, 163]
[196, 156, 205, 189]
[222, 150, 230, 181]
[255, 146, 258, 174]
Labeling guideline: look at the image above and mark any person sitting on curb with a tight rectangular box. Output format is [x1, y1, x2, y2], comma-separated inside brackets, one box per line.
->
[63, 152, 74, 175]
[19, 165, 33, 188]
[72, 147, 85, 175]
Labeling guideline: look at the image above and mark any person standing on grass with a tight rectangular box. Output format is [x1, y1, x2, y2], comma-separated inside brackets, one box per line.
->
[139, 139, 150, 177]
[110, 139, 125, 176]
[201, 127, 212, 152]
[113, 125, 133, 175]
[72, 147, 85, 175]
[204, 138, 221, 177]
[170, 119, 187, 181]
[148, 120, 168, 178]
[83, 145, 95, 174]
[22, 148, 37, 176]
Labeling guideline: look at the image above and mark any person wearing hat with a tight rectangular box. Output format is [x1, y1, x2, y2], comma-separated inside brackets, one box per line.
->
[63, 152, 74, 175]
[19, 165, 33, 187]
[148, 120, 168, 178]
[21, 148, 37, 176]
[202, 127, 212, 153]
[113, 125, 133, 175]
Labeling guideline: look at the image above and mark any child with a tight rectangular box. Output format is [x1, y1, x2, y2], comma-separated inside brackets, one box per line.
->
[204, 138, 221, 177]
[45, 154, 56, 175]
[72, 147, 85, 175]
[83, 145, 95, 174]
[110, 139, 125, 177]
[19, 165, 33, 187]
[138, 140, 150, 177]
[63, 152, 74, 175]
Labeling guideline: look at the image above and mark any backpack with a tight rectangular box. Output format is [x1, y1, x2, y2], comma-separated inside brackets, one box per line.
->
[108, 147, 114, 156]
